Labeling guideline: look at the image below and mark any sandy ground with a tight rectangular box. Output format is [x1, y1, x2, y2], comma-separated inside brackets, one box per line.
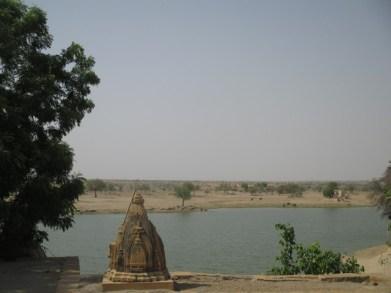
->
[355, 245, 391, 276]
[77, 273, 388, 293]
[75, 191, 374, 214]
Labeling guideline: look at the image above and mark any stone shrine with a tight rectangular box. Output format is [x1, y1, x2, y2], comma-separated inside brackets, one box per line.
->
[102, 193, 175, 291]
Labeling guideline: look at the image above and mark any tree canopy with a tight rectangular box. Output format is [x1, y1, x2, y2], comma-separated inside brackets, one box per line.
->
[375, 162, 391, 219]
[372, 161, 391, 239]
[86, 179, 107, 197]
[322, 182, 338, 198]
[175, 183, 193, 208]
[0, 0, 99, 259]
[276, 183, 304, 196]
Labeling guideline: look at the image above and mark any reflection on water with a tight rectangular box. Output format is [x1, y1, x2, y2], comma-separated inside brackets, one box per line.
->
[44, 207, 388, 275]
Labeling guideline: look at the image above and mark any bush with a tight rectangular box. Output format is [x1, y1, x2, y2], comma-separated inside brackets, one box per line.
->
[183, 182, 199, 192]
[322, 182, 338, 198]
[216, 182, 237, 193]
[276, 183, 304, 196]
[269, 224, 364, 275]
[86, 179, 106, 197]
[241, 183, 249, 192]
[133, 182, 151, 192]
[343, 184, 355, 195]
[105, 183, 116, 192]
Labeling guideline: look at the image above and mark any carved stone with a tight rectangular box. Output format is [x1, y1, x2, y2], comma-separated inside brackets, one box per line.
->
[102, 193, 175, 291]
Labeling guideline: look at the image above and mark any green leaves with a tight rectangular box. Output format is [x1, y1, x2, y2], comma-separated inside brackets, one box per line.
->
[296, 243, 342, 274]
[322, 182, 338, 198]
[269, 224, 364, 275]
[175, 183, 193, 207]
[276, 183, 304, 196]
[0, 0, 99, 259]
[269, 224, 299, 275]
[175, 184, 192, 200]
[372, 162, 391, 221]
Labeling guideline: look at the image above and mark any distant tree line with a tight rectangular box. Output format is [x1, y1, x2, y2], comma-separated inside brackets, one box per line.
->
[85, 178, 383, 201]
[85, 179, 123, 197]
[276, 183, 304, 196]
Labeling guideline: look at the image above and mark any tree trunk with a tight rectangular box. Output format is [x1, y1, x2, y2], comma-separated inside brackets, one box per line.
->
[182, 197, 184, 209]
[94, 189, 97, 198]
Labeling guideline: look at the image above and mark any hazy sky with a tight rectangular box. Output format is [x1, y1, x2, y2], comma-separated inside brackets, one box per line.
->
[26, 0, 391, 181]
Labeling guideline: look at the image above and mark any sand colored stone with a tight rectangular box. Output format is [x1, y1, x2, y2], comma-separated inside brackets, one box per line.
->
[102, 193, 174, 291]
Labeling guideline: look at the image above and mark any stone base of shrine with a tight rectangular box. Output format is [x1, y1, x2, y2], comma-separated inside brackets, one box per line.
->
[102, 277, 175, 291]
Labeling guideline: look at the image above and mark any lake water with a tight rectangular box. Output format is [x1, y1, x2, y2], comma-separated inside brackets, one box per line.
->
[44, 207, 388, 275]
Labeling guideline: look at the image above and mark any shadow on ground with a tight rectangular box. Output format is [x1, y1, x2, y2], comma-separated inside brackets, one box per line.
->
[0, 258, 62, 293]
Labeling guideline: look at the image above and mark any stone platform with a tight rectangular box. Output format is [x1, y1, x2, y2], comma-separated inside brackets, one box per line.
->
[102, 275, 175, 291]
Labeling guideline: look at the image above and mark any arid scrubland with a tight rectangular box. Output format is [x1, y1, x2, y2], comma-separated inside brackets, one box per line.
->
[76, 180, 374, 213]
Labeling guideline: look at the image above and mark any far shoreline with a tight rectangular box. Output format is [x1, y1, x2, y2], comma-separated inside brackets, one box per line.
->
[77, 203, 376, 215]
[75, 190, 375, 215]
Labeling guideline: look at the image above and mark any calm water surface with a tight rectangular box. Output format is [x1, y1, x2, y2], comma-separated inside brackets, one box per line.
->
[44, 207, 388, 275]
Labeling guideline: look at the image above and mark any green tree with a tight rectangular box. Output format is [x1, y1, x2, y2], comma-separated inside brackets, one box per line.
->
[248, 182, 268, 195]
[175, 183, 192, 208]
[255, 182, 268, 194]
[105, 182, 115, 192]
[0, 0, 99, 259]
[183, 182, 197, 192]
[269, 224, 364, 275]
[372, 161, 391, 238]
[276, 183, 304, 196]
[269, 224, 299, 275]
[86, 179, 106, 198]
[322, 182, 338, 198]
[216, 182, 236, 194]
[133, 182, 151, 192]
[343, 184, 355, 195]
[241, 182, 249, 192]
[376, 162, 391, 219]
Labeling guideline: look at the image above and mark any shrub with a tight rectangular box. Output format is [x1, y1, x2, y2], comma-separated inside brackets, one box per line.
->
[216, 182, 237, 193]
[269, 224, 364, 275]
[255, 182, 268, 193]
[276, 183, 304, 196]
[86, 179, 107, 197]
[241, 183, 249, 192]
[322, 182, 338, 198]
[134, 182, 151, 192]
